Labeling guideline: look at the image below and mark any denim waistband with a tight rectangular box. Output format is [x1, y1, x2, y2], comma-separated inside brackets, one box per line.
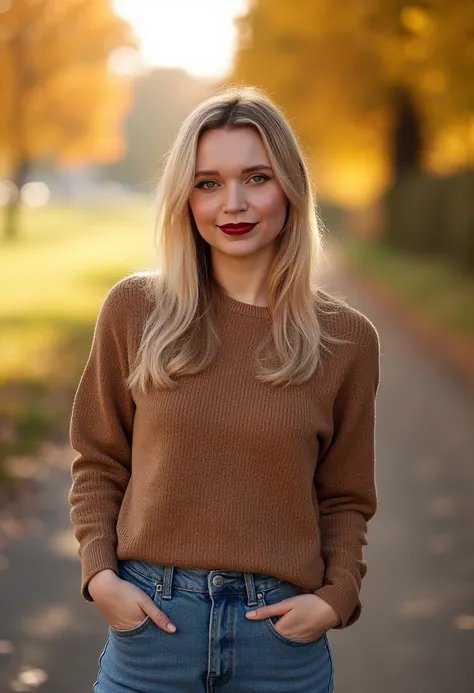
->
[121, 560, 290, 605]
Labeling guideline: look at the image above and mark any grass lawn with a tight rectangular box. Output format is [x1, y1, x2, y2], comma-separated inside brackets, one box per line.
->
[339, 236, 474, 344]
[0, 202, 154, 481]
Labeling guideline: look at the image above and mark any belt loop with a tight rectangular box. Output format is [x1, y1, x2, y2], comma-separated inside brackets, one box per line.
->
[244, 572, 258, 606]
[162, 565, 174, 600]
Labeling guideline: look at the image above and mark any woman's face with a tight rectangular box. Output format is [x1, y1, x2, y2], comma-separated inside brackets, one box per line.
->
[189, 126, 288, 261]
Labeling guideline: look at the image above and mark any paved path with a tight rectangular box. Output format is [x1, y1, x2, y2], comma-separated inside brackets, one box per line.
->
[1, 255, 473, 692]
[324, 249, 474, 692]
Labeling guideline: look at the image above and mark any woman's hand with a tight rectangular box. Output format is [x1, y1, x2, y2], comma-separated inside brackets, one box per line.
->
[245, 593, 341, 641]
[88, 569, 177, 633]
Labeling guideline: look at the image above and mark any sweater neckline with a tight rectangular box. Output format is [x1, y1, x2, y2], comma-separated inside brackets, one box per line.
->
[216, 286, 272, 319]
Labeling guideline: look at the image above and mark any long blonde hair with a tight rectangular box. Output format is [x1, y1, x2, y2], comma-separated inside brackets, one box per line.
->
[128, 86, 346, 392]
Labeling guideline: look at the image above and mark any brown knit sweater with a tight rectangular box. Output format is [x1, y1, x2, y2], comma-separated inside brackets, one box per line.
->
[69, 273, 380, 629]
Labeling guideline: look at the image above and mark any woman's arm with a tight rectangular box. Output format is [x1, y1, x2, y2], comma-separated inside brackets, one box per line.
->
[313, 316, 380, 628]
[68, 280, 136, 601]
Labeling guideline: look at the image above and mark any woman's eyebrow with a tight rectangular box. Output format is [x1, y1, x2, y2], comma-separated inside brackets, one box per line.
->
[194, 164, 273, 177]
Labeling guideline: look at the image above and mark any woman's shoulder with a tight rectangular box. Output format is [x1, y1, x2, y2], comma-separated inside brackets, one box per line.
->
[102, 272, 157, 312]
[315, 287, 379, 355]
[94, 273, 157, 338]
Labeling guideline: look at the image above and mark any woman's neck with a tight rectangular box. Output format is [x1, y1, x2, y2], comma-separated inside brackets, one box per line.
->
[210, 249, 274, 307]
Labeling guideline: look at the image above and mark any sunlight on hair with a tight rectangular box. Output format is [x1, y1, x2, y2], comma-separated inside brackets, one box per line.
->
[127, 87, 349, 392]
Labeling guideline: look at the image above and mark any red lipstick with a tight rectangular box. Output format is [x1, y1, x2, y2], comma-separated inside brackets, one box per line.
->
[218, 222, 257, 236]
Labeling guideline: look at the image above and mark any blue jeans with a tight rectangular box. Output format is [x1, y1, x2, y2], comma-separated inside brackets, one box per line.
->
[94, 560, 334, 692]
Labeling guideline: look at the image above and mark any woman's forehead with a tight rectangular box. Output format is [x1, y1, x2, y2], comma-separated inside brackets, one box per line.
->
[195, 127, 271, 172]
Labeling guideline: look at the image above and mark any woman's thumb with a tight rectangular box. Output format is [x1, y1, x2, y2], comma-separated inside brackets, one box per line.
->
[140, 596, 177, 633]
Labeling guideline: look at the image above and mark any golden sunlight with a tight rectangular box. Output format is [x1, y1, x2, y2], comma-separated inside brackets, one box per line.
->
[114, 0, 249, 77]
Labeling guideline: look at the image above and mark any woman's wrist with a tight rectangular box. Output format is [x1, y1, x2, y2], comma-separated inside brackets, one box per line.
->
[88, 569, 118, 598]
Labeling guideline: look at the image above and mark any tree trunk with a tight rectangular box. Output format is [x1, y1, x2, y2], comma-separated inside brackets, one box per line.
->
[391, 86, 424, 179]
[384, 87, 425, 249]
[4, 160, 29, 243]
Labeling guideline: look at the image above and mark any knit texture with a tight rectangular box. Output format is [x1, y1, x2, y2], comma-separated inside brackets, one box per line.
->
[69, 274, 380, 629]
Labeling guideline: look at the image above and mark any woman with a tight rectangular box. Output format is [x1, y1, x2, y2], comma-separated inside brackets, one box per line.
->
[69, 86, 380, 693]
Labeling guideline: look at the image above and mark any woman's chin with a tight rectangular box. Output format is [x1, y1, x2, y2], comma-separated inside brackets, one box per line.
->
[210, 239, 277, 260]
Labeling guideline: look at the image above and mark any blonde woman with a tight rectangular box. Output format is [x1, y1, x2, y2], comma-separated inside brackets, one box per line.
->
[69, 87, 380, 693]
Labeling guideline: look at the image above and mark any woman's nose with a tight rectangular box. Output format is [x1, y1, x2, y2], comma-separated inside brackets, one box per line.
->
[222, 183, 248, 213]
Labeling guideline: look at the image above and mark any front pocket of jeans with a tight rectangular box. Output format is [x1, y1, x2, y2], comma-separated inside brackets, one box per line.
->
[258, 584, 324, 647]
[110, 613, 153, 637]
[110, 561, 161, 638]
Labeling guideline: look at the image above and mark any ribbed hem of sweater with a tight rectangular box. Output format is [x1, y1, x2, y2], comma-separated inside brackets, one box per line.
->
[313, 582, 361, 629]
[80, 541, 119, 602]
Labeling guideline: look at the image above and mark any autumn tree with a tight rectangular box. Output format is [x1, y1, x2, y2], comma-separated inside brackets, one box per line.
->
[357, 0, 474, 177]
[233, 0, 474, 203]
[233, 0, 390, 204]
[0, 0, 136, 240]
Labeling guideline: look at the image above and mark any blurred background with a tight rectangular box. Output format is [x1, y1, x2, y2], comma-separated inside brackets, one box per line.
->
[0, 1, 473, 691]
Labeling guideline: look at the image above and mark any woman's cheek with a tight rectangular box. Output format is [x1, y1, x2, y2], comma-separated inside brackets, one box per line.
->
[190, 195, 217, 226]
[255, 187, 287, 223]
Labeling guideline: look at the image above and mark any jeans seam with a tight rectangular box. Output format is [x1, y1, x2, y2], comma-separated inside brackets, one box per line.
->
[324, 634, 334, 692]
[93, 631, 110, 690]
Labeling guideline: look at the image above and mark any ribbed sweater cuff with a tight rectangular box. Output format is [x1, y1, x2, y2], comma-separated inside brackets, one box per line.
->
[313, 582, 361, 629]
[80, 541, 119, 602]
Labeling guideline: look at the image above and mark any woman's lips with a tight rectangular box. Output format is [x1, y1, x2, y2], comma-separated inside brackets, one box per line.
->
[218, 222, 257, 236]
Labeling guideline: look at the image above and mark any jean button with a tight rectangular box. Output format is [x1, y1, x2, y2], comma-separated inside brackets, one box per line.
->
[212, 575, 224, 586]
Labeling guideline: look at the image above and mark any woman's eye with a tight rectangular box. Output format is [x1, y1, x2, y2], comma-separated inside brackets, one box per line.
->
[196, 175, 269, 189]
[196, 180, 218, 190]
[249, 174, 269, 184]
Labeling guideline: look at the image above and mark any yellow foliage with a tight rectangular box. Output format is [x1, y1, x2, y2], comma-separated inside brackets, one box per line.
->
[400, 6, 435, 36]
[232, 0, 474, 204]
[0, 0, 137, 173]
